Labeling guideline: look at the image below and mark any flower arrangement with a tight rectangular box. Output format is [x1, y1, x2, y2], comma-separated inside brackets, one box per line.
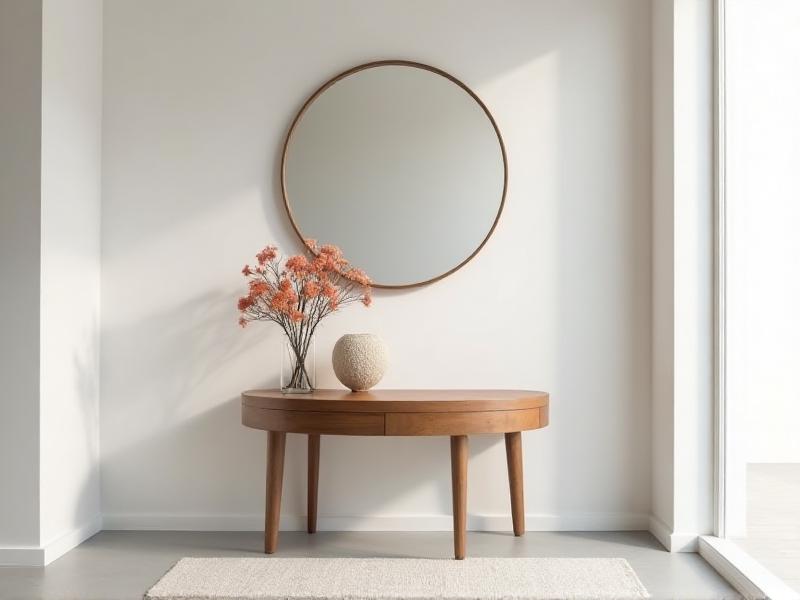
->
[237, 239, 372, 392]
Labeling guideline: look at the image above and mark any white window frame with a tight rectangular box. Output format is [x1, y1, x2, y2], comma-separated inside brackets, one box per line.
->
[713, 0, 728, 543]
[703, 2, 799, 598]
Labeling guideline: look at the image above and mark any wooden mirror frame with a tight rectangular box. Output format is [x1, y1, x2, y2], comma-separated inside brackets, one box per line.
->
[280, 60, 508, 289]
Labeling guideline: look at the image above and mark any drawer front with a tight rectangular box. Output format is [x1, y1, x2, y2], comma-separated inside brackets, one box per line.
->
[385, 408, 544, 436]
[242, 406, 384, 435]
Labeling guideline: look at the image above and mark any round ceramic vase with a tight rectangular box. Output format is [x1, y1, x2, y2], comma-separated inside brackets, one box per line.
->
[332, 333, 388, 392]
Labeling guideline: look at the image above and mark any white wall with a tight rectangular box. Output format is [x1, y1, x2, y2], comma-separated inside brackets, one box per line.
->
[726, 0, 800, 464]
[0, 0, 102, 565]
[0, 0, 43, 551]
[649, 0, 715, 551]
[650, 0, 675, 542]
[39, 0, 103, 550]
[101, 0, 653, 530]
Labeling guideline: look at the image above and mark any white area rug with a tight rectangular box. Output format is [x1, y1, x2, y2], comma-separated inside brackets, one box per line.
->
[145, 557, 650, 599]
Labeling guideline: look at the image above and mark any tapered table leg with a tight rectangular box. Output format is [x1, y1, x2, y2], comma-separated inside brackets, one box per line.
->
[308, 434, 320, 534]
[450, 435, 468, 560]
[265, 431, 286, 554]
[505, 431, 525, 536]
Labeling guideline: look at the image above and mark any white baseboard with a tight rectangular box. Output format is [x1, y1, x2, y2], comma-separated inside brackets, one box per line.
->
[648, 515, 699, 552]
[0, 512, 655, 565]
[42, 516, 103, 565]
[699, 536, 799, 600]
[0, 546, 45, 567]
[0, 516, 102, 566]
[103, 511, 650, 532]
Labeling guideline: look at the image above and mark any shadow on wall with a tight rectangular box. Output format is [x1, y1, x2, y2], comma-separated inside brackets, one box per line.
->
[99, 0, 653, 530]
[100, 289, 273, 524]
[97, 204, 518, 524]
[55, 326, 101, 545]
[99, 283, 505, 523]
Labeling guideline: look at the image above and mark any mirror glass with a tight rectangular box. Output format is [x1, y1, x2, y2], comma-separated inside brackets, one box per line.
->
[282, 62, 506, 288]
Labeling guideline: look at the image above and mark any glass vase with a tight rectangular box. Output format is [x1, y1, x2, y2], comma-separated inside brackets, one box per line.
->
[281, 337, 315, 393]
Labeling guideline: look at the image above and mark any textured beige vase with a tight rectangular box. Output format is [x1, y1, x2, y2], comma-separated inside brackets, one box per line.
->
[332, 333, 388, 391]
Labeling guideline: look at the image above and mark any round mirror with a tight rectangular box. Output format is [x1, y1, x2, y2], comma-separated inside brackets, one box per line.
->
[281, 60, 507, 288]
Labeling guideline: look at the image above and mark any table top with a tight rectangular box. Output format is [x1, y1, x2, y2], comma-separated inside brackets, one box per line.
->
[241, 389, 549, 413]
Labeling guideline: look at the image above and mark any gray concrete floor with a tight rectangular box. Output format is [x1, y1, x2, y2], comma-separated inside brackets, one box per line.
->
[733, 463, 800, 593]
[0, 530, 739, 600]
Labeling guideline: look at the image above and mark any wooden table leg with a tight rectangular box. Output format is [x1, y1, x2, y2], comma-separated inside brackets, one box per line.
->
[265, 431, 286, 554]
[450, 435, 468, 560]
[308, 434, 320, 534]
[505, 431, 525, 536]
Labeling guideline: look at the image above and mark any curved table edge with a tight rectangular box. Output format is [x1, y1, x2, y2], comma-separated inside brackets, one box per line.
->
[241, 390, 549, 414]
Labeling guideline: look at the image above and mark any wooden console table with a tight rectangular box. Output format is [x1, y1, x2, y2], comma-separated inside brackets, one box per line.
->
[241, 389, 549, 559]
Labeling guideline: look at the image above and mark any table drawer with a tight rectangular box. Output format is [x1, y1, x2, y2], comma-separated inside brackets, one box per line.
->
[385, 408, 543, 436]
[242, 406, 384, 435]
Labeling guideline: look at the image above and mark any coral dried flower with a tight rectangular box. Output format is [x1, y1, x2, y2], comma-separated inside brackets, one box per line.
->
[302, 281, 321, 297]
[249, 280, 270, 296]
[256, 246, 278, 265]
[344, 268, 371, 287]
[237, 242, 372, 390]
[270, 289, 298, 313]
[321, 281, 337, 300]
[285, 255, 310, 274]
[319, 244, 340, 257]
